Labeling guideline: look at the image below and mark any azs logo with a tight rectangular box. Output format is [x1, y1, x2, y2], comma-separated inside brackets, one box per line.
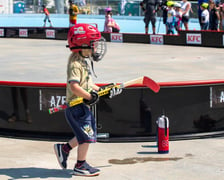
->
[186, 33, 201, 45]
[110, 33, 123, 43]
[46, 29, 55, 38]
[150, 35, 163, 45]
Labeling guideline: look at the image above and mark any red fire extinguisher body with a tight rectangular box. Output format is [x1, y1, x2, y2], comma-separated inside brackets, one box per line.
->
[157, 115, 169, 154]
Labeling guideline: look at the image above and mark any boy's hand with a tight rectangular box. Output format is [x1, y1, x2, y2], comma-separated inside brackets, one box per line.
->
[108, 87, 122, 99]
[83, 91, 99, 106]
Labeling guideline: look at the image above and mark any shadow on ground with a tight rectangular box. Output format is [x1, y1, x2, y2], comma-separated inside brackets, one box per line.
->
[0, 167, 73, 179]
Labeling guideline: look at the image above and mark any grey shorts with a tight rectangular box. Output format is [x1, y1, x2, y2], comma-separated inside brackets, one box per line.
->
[144, 15, 156, 28]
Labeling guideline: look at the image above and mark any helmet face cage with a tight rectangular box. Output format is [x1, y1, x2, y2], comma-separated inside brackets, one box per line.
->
[90, 37, 107, 62]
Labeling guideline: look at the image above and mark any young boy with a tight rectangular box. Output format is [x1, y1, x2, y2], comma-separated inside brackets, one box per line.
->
[166, 1, 176, 34]
[42, 5, 53, 27]
[54, 23, 121, 176]
[200, 2, 209, 30]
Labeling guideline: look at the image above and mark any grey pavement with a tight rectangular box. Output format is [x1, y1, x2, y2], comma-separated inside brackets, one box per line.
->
[0, 38, 224, 180]
[0, 38, 224, 84]
[0, 136, 224, 180]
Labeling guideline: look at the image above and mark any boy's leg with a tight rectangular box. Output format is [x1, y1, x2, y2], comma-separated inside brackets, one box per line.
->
[47, 16, 53, 27]
[73, 143, 100, 176]
[69, 137, 79, 148]
[43, 16, 47, 27]
[54, 137, 78, 169]
[77, 143, 89, 161]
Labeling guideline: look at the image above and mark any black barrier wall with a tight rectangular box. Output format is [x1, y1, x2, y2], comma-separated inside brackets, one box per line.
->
[0, 81, 224, 141]
[0, 27, 223, 48]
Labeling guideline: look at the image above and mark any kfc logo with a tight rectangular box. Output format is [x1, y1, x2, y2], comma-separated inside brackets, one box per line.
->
[19, 29, 28, 37]
[0, 29, 4, 37]
[186, 33, 201, 45]
[150, 35, 163, 45]
[46, 29, 55, 38]
[110, 33, 123, 43]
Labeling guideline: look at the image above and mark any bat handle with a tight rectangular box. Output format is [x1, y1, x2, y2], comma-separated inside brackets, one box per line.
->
[48, 104, 67, 114]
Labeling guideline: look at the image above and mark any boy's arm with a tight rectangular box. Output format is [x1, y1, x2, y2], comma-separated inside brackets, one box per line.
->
[92, 84, 100, 91]
[70, 81, 99, 106]
[70, 81, 92, 100]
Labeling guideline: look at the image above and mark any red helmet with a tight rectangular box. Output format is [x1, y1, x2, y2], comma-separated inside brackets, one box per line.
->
[67, 23, 106, 61]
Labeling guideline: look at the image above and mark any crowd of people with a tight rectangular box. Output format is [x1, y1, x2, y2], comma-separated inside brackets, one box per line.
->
[40, 0, 224, 33]
[199, 0, 224, 31]
[140, 0, 224, 34]
[41, 0, 224, 33]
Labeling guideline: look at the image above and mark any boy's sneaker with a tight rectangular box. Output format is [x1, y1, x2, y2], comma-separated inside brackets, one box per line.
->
[54, 144, 69, 169]
[73, 161, 100, 176]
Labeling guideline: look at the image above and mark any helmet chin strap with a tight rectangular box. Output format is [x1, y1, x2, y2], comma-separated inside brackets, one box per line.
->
[78, 51, 88, 58]
[89, 56, 98, 78]
[79, 51, 97, 78]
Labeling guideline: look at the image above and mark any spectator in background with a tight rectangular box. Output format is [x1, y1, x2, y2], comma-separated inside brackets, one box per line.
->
[198, 0, 209, 29]
[158, 0, 169, 34]
[140, 0, 160, 34]
[174, 2, 183, 32]
[42, 5, 53, 27]
[181, 0, 192, 30]
[120, 0, 127, 15]
[78, 0, 86, 6]
[166, 1, 176, 34]
[104, 7, 120, 33]
[220, 4, 224, 30]
[200, 2, 209, 30]
[209, 1, 220, 30]
[69, 0, 79, 27]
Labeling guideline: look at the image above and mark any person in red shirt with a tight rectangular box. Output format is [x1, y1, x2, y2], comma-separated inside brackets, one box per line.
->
[42, 5, 53, 27]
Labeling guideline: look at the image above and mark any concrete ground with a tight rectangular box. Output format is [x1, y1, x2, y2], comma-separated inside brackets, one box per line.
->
[0, 38, 224, 180]
[0, 136, 224, 180]
[0, 38, 224, 84]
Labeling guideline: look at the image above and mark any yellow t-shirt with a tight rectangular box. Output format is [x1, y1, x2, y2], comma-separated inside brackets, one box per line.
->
[66, 53, 93, 103]
[69, 4, 79, 21]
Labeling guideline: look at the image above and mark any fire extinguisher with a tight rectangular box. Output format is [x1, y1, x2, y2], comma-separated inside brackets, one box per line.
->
[157, 115, 169, 154]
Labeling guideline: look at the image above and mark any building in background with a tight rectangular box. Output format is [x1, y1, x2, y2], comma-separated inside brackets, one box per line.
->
[0, 0, 13, 14]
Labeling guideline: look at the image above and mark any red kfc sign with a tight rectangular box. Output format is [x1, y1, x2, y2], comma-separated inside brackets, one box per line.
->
[19, 29, 28, 37]
[46, 29, 55, 38]
[110, 33, 123, 43]
[150, 35, 163, 45]
[186, 33, 201, 45]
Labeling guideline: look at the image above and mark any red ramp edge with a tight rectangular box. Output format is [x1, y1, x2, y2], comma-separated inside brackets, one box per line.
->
[0, 79, 224, 88]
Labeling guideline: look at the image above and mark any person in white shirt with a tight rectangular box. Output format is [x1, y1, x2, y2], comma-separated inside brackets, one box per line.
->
[200, 3, 209, 30]
[174, 2, 183, 32]
[181, 0, 192, 30]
